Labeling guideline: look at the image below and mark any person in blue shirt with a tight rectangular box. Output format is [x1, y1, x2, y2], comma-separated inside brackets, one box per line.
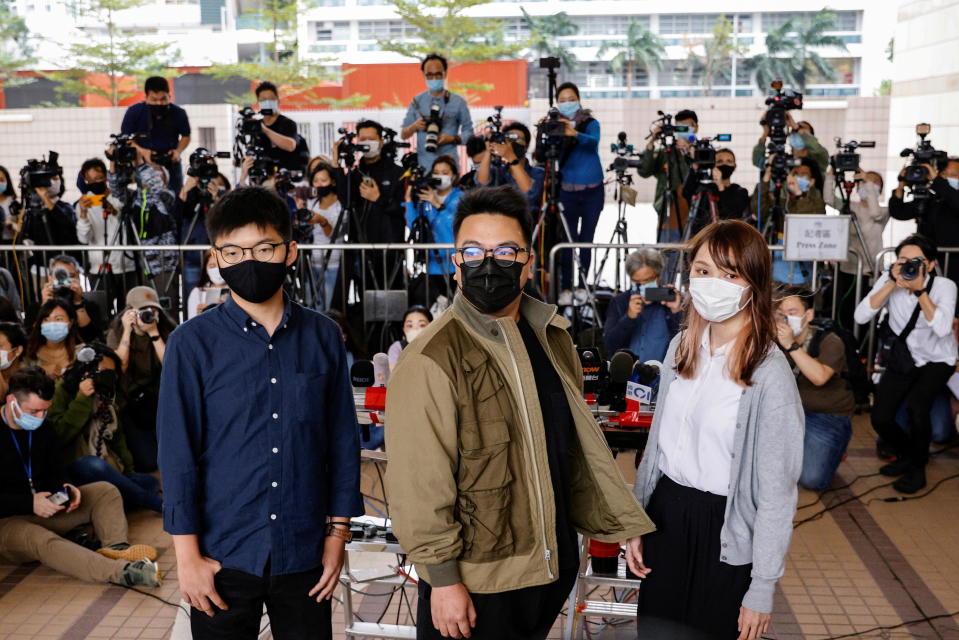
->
[157, 187, 363, 639]
[120, 76, 191, 193]
[551, 82, 604, 305]
[604, 249, 683, 363]
[476, 122, 545, 219]
[406, 155, 463, 307]
[400, 53, 474, 172]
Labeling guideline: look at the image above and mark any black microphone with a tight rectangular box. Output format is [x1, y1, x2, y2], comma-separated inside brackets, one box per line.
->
[350, 360, 375, 441]
[577, 347, 606, 396]
[633, 361, 660, 386]
[608, 350, 636, 413]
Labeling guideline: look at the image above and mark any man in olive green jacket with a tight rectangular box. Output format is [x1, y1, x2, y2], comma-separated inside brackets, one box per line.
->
[386, 185, 654, 640]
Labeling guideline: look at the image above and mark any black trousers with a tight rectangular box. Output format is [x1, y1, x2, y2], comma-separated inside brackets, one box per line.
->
[637, 476, 752, 640]
[415, 566, 576, 640]
[871, 361, 954, 467]
[190, 566, 331, 640]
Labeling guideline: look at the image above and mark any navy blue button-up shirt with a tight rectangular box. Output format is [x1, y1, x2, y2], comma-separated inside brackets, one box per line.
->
[157, 296, 363, 576]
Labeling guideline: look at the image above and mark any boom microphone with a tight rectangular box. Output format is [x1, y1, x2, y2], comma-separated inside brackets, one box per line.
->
[372, 353, 390, 387]
[608, 350, 636, 413]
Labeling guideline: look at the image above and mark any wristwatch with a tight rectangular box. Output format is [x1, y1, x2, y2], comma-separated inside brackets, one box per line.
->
[914, 289, 925, 298]
[326, 522, 352, 542]
[786, 342, 801, 353]
[148, 334, 162, 342]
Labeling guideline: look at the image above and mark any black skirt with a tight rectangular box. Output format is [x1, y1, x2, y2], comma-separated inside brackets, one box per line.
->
[637, 475, 752, 640]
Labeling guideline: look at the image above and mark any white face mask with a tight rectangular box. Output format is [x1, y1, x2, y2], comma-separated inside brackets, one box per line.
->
[207, 267, 225, 285]
[404, 327, 424, 343]
[48, 179, 61, 196]
[259, 99, 279, 114]
[362, 140, 381, 159]
[432, 174, 452, 190]
[0, 350, 12, 371]
[689, 277, 750, 323]
[786, 314, 804, 336]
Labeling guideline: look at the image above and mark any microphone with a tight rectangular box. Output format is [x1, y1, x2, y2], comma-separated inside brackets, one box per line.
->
[607, 350, 636, 413]
[372, 353, 390, 387]
[633, 361, 660, 386]
[350, 360, 384, 439]
[577, 347, 606, 398]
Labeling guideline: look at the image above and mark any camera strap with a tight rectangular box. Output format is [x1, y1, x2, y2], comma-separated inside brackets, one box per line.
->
[4, 423, 34, 494]
[898, 273, 934, 342]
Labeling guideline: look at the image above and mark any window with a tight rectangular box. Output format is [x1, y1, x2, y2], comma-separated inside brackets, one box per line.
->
[356, 0, 387, 4]
[501, 17, 530, 41]
[734, 59, 752, 86]
[568, 61, 649, 89]
[570, 15, 646, 36]
[733, 13, 753, 32]
[805, 57, 858, 85]
[658, 14, 720, 35]
[313, 20, 349, 41]
[656, 59, 703, 86]
[358, 20, 416, 40]
[762, 11, 859, 33]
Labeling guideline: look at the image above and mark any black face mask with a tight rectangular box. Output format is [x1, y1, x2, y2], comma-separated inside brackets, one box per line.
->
[511, 143, 527, 162]
[718, 165, 736, 180]
[315, 185, 335, 198]
[220, 259, 289, 304]
[94, 370, 117, 399]
[459, 256, 524, 314]
[86, 181, 107, 195]
[149, 103, 170, 119]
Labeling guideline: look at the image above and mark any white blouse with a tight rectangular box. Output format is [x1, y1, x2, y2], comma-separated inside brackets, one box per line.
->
[656, 328, 743, 496]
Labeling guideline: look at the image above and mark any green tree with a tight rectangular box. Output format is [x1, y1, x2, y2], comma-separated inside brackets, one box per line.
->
[597, 22, 665, 97]
[520, 8, 578, 71]
[376, 0, 521, 63]
[0, 0, 37, 87]
[697, 15, 748, 96]
[47, 0, 179, 106]
[749, 9, 848, 93]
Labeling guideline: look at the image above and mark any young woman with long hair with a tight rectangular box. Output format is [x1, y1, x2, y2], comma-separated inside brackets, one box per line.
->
[627, 220, 804, 640]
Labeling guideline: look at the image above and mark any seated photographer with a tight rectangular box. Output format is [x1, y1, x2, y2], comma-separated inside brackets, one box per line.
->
[24, 254, 103, 343]
[293, 161, 343, 312]
[476, 122, 545, 215]
[76, 158, 133, 313]
[405, 154, 462, 307]
[457, 135, 489, 191]
[401, 53, 473, 171]
[889, 157, 959, 284]
[603, 249, 682, 362]
[47, 343, 162, 512]
[387, 305, 432, 369]
[855, 234, 957, 494]
[106, 286, 176, 473]
[252, 81, 302, 172]
[120, 75, 190, 192]
[753, 114, 829, 176]
[177, 168, 231, 295]
[24, 300, 81, 380]
[186, 250, 229, 319]
[638, 109, 697, 244]
[681, 147, 750, 236]
[775, 288, 855, 490]
[0, 322, 27, 397]
[0, 366, 160, 587]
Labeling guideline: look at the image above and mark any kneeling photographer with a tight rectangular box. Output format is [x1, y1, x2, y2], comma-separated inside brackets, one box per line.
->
[25, 255, 103, 344]
[404, 155, 463, 307]
[681, 146, 749, 236]
[854, 235, 957, 494]
[47, 343, 162, 512]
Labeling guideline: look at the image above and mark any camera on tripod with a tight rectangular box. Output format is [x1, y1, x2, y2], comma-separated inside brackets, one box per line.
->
[382, 127, 411, 161]
[187, 147, 230, 185]
[105, 134, 145, 167]
[20, 151, 61, 191]
[423, 104, 442, 153]
[608, 132, 642, 178]
[273, 167, 304, 195]
[832, 139, 875, 173]
[689, 135, 732, 183]
[401, 152, 441, 204]
[900, 123, 948, 190]
[335, 128, 370, 168]
[650, 112, 691, 145]
[760, 80, 803, 141]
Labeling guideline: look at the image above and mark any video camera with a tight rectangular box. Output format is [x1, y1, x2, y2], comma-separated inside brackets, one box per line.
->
[382, 126, 411, 161]
[401, 152, 441, 204]
[760, 80, 803, 141]
[335, 128, 370, 169]
[423, 104, 442, 154]
[900, 123, 948, 197]
[20, 151, 61, 191]
[105, 133, 145, 167]
[832, 139, 876, 173]
[233, 107, 276, 182]
[648, 111, 692, 149]
[187, 147, 230, 184]
[609, 131, 642, 178]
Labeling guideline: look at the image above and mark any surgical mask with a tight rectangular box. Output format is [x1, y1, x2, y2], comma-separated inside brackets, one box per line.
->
[432, 174, 452, 190]
[688, 277, 750, 323]
[48, 179, 61, 195]
[557, 101, 580, 119]
[790, 133, 806, 150]
[219, 259, 288, 304]
[786, 314, 804, 336]
[718, 165, 735, 180]
[426, 78, 445, 93]
[207, 267, 225, 286]
[459, 256, 524, 314]
[947, 177, 959, 190]
[0, 350, 12, 371]
[634, 281, 658, 296]
[404, 327, 424, 343]
[362, 140, 381, 159]
[0, 181, 6, 194]
[41, 321, 70, 343]
[795, 176, 811, 193]
[259, 99, 278, 115]
[11, 398, 44, 431]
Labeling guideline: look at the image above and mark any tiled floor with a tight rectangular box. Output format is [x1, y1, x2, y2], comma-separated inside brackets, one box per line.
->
[2, 412, 959, 639]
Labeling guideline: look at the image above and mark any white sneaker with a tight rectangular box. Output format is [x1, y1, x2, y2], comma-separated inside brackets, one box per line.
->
[557, 291, 573, 306]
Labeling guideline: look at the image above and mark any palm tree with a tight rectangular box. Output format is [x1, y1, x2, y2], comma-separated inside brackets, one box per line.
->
[597, 22, 665, 97]
[749, 9, 848, 93]
[748, 20, 800, 91]
[521, 8, 578, 71]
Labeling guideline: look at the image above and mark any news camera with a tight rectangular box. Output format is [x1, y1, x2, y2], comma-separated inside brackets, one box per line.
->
[760, 80, 803, 139]
[187, 147, 230, 184]
[900, 124, 949, 200]
[832, 139, 876, 173]
[20, 151, 61, 191]
[609, 131, 642, 179]
[401, 152, 441, 204]
[382, 126, 410, 161]
[335, 128, 370, 169]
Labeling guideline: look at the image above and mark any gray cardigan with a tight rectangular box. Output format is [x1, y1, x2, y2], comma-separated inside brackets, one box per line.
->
[634, 334, 804, 614]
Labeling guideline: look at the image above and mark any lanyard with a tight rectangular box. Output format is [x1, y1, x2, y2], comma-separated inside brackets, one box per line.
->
[4, 419, 34, 494]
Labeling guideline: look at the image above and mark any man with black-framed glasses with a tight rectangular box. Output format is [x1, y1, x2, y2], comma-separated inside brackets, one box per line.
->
[157, 187, 363, 639]
[385, 185, 654, 640]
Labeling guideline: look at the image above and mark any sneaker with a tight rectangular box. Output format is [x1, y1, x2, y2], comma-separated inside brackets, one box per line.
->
[98, 542, 158, 563]
[893, 468, 926, 494]
[120, 558, 162, 588]
[879, 458, 912, 477]
[557, 291, 573, 307]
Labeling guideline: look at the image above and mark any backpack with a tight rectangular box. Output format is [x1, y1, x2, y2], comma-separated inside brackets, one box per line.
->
[807, 318, 873, 405]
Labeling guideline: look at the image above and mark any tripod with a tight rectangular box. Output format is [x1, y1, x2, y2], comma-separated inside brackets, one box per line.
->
[591, 172, 633, 292]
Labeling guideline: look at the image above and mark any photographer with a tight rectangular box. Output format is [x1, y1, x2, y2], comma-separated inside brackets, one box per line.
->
[75, 158, 133, 312]
[106, 286, 177, 473]
[638, 109, 698, 243]
[405, 155, 463, 307]
[47, 343, 162, 512]
[889, 158, 959, 283]
[603, 249, 682, 362]
[401, 53, 473, 172]
[0, 366, 161, 587]
[251, 81, 303, 172]
[294, 162, 343, 311]
[177, 166, 231, 296]
[0, 165, 20, 255]
[753, 114, 829, 175]
[24, 300, 81, 380]
[19, 167, 80, 262]
[775, 288, 855, 490]
[476, 122, 545, 213]
[120, 76, 191, 192]
[855, 234, 957, 494]
[681, 147, 750, 236]
[25, 255, 103, 344]
[457, 135, 489, 191]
